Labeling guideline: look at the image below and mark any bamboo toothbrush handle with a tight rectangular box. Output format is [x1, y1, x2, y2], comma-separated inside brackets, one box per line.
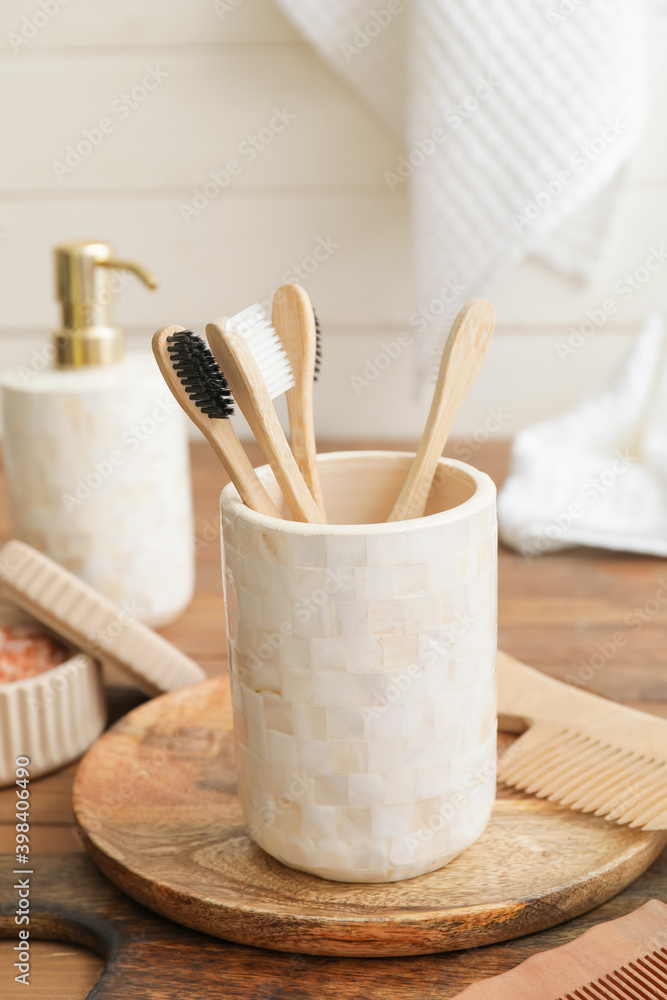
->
[388, 300, 495, 522]
[207, 420, 281, 518]
[152, 325, 281, 519]
[287, 394, 324, 510]
[272, 285, 326, 519]
[206, 320, 325, 525]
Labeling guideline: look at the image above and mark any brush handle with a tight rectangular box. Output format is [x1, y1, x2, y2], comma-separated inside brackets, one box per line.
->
[206, 320, 325, 524]
[272, 284, 326, 520]
[208, 420, 282, 518]
[388, 300, 495, 522]
[152, 325, 281, 519]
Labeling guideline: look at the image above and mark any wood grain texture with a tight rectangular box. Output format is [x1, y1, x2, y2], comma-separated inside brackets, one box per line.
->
[206, 319, 324, 523]
[497, 652, 667, 830]
[389, 301, 495, 521]
[272, 284, 326, 518]
[151, 325, 280, 518]
[453, 899, 667, 998]
[71, 675, 666, 958]
[0, 538, 203, 697]
[1, 439, 667, 997]
[3, 850, 667, 998]
[0, 940, 103, 1000]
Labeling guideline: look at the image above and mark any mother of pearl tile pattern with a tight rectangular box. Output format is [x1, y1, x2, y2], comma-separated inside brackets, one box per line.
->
[221, 453, 497, 883]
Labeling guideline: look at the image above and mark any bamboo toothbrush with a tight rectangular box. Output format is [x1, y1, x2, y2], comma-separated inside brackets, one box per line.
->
[152, 325, 280, 518]
[272, 284, 326, 519]
[388, 300, 495, 522]
[497, 650, 667, 831]
[205, 306, 325, 524]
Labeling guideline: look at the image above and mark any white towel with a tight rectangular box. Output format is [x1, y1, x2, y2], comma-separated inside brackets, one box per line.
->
[497, 312, 667, 559]
[274, 0, 648, 370]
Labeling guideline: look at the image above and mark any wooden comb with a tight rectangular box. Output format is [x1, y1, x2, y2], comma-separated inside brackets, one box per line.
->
[453, 899, 667, 999]
[497, 651, 667, 831]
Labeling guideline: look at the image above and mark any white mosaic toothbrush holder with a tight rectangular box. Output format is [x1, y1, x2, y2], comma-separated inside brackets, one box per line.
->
[220, 451, 497, 883]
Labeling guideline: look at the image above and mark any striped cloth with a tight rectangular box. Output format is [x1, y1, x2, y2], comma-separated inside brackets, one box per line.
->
[275, 0, 647, 371]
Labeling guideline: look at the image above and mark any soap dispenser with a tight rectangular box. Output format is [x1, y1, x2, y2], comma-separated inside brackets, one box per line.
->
[1, 239, 195, 627]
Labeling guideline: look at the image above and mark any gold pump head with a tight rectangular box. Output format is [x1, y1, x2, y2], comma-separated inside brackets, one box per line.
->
[53, 239, 158, 368]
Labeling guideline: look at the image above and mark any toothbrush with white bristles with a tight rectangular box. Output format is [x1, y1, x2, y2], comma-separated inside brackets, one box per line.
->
[206, 306, 325, 525]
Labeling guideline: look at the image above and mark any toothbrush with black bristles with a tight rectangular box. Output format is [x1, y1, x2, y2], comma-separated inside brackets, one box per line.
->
[205, 307, 325, 524]
[152, 325, 281, 518]
[271, 284, 326, 519]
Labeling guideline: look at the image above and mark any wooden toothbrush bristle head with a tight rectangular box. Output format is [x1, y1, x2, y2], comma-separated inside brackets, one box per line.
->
[229, 303, 295, 400]
[313, 307, 322, 381]
[272, 284, 318, 383]
[153, 325, 235, 419]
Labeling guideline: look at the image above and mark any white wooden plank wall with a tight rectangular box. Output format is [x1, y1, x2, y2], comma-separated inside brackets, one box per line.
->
[0, 0, 666, 440]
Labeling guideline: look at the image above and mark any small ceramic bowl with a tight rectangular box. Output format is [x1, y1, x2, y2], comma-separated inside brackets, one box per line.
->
[221, 451, 498, 883]
[0, 603, 106, 786]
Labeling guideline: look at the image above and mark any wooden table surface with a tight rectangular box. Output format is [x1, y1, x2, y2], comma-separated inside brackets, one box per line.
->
[1, 439, 667, 997]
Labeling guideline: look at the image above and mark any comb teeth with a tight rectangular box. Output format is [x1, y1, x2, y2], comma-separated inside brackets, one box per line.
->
[166, 330, 234, 419]
[558, 948, 667, 1000]
[230, 303, 295, 400]
[313, 307, 322, 381]
[498, 724, 667, 830]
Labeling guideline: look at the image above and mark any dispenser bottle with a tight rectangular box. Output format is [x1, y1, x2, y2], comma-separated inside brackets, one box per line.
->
[1, 240, 194, 627]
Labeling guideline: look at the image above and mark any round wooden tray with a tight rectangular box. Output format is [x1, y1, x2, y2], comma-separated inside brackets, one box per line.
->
[73, 678, 666, 957]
